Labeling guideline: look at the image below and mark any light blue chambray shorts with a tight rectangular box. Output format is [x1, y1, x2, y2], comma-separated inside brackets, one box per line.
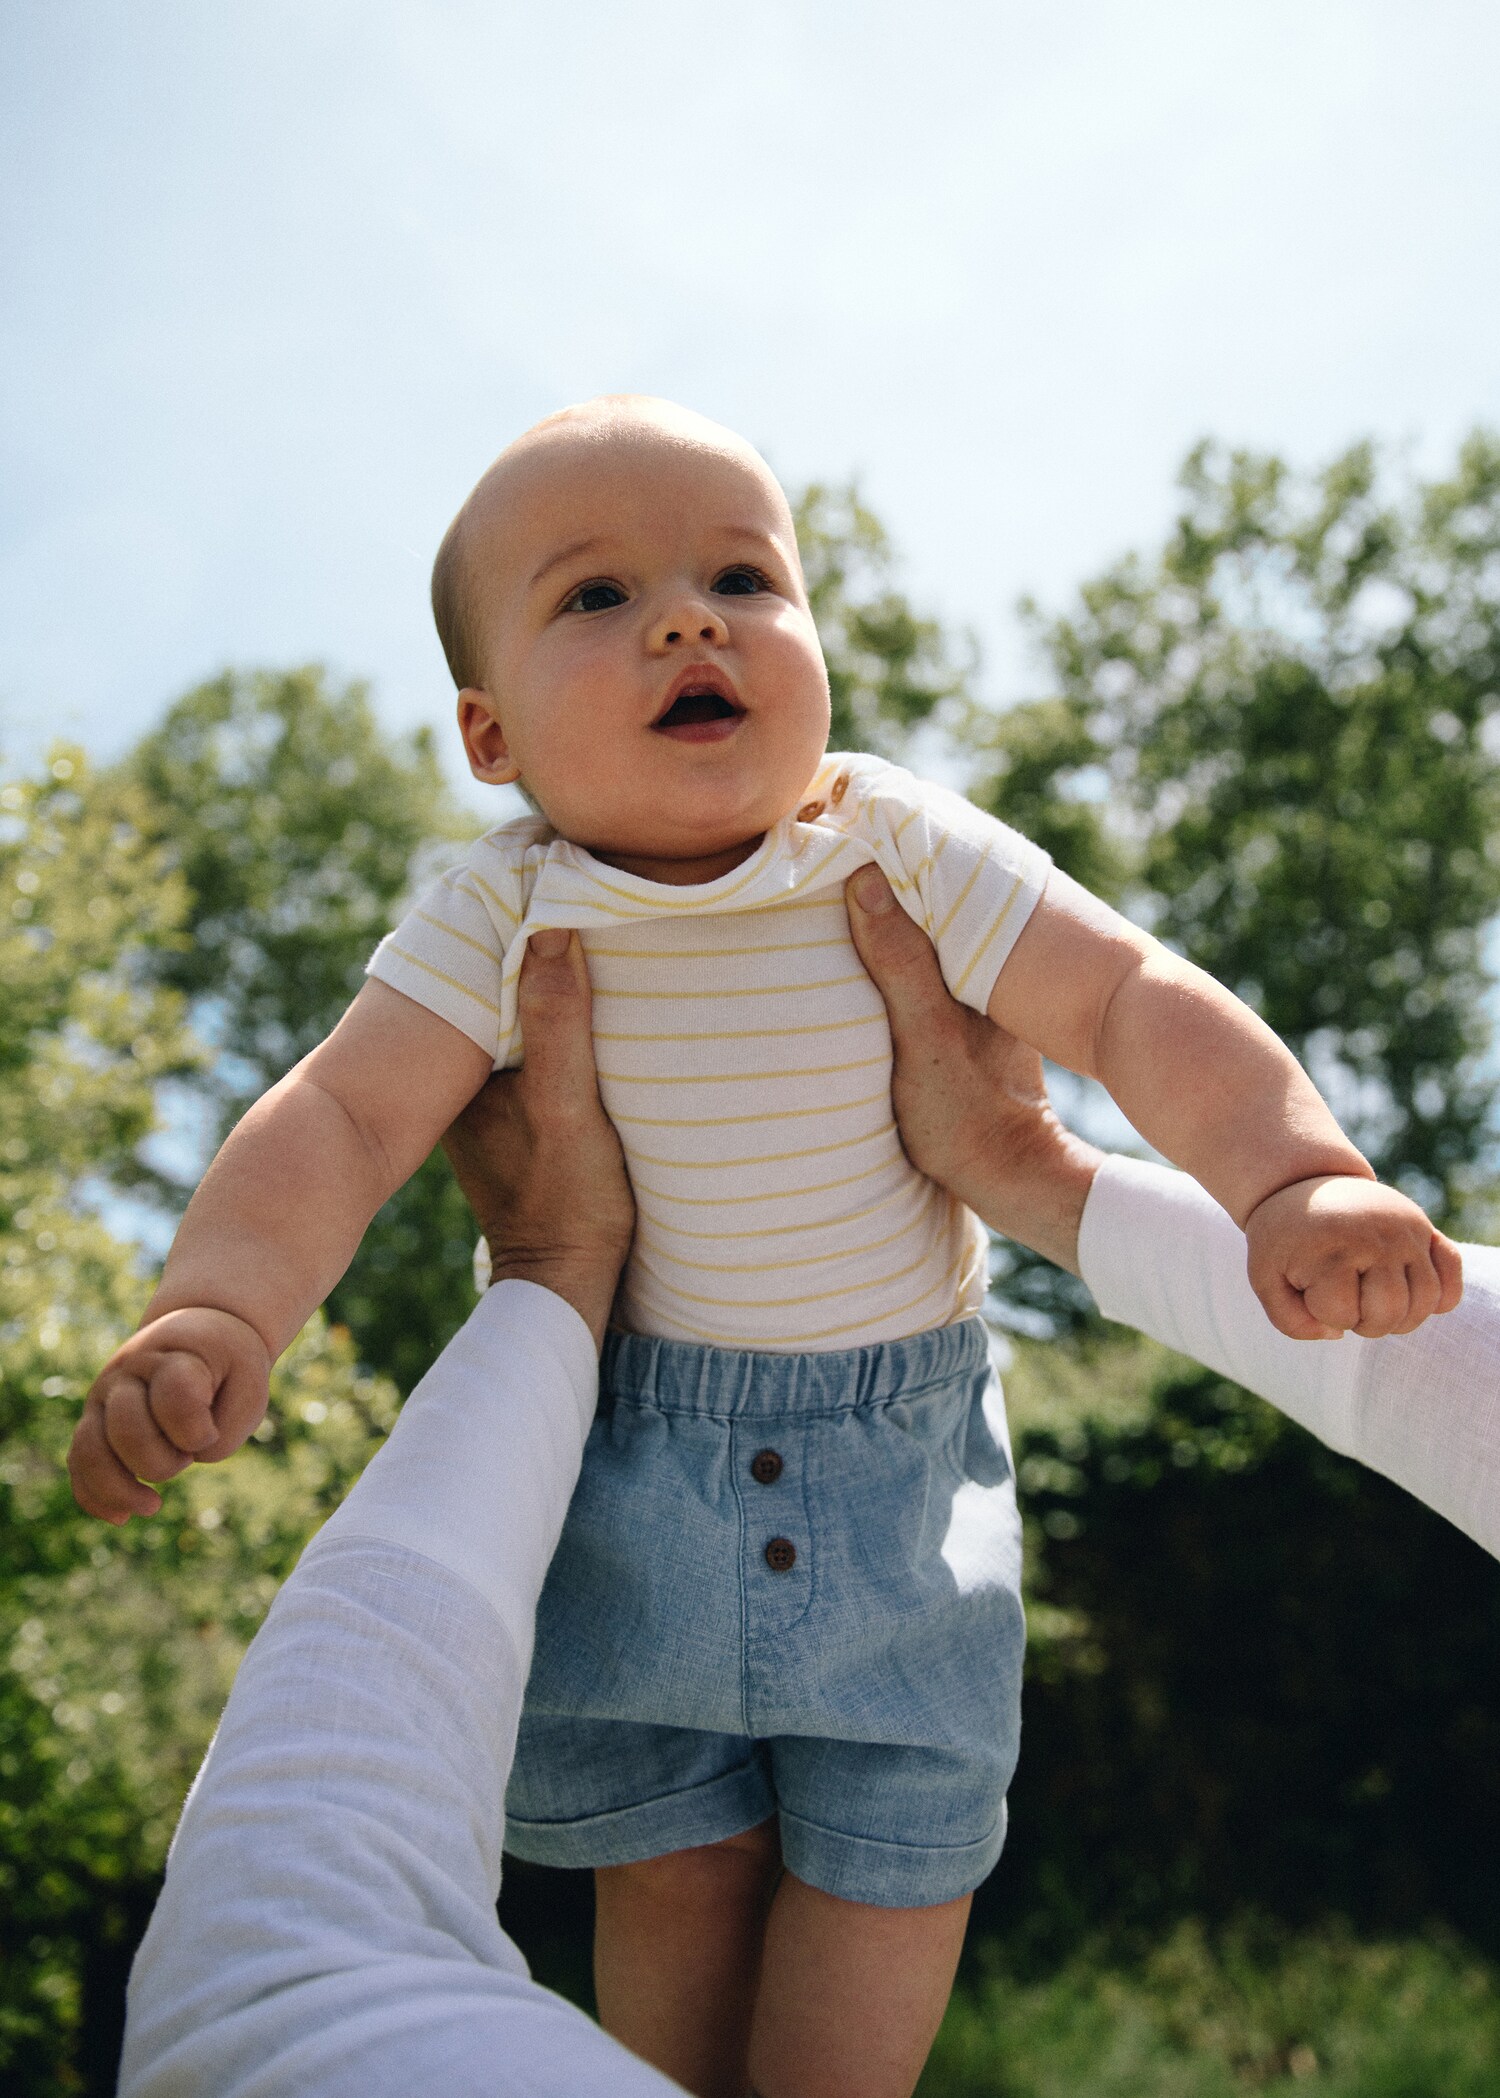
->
[503, 1316, 1025, 1909]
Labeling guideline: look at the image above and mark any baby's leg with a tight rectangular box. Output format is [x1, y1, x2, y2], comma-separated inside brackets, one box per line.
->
[594, 1818, 782, 2098]
[748, 1876, 971, 2098]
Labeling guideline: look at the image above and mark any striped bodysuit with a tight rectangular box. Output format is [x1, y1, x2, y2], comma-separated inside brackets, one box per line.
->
[368, 752, 1050, 1351]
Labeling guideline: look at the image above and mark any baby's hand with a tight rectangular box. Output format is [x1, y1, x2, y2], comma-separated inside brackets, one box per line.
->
[67, 1307, 272, 1524]
[1244, 1175, 1464, 1340]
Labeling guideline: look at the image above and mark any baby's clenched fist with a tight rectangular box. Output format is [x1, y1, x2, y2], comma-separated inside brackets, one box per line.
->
[1244, 1175, 1464, 1341]
[68, 1307, 272, 1524]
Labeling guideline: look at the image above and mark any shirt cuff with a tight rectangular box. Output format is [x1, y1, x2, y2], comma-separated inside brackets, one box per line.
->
[306, 1278, 600, 1661]
[1078, 1154, 1360, 1456]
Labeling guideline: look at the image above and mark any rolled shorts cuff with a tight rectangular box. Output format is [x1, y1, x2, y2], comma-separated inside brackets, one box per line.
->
[503, 1755, 776, 1872]
[778, 1796, 1010, 1910]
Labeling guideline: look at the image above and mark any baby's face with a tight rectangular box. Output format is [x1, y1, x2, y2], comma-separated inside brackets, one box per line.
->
[455, 420, 831, 882]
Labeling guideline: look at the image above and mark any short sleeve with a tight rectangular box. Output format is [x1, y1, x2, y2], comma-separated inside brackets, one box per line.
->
[366, 842, 524, 1060]
[848, 760, 1051, 1014]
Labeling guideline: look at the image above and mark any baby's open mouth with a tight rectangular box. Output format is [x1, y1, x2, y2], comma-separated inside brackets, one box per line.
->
[655, 690, 743, 729]
[652, 669, 747, 740]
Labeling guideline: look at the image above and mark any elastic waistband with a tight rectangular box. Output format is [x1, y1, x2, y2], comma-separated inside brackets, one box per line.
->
[600, 1316, 991, 1419]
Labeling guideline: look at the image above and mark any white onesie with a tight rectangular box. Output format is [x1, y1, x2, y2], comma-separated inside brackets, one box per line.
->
[367, 752, 1050, 1351]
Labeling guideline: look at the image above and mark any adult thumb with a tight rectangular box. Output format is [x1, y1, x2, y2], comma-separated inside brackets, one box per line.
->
[845, 866, 950, 1037]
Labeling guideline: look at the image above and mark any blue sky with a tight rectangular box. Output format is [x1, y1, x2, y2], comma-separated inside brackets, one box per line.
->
[4, 1, 1498, 802]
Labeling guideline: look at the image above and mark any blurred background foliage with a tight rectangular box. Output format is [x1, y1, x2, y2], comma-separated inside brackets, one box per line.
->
[3, 434, 1499, 2092]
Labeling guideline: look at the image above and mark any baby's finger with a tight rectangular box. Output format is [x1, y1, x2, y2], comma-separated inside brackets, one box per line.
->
[1432, 1233, 1465, 1313]
[193, 1353, 270, 1464]
[67, 1405, 163, 1524]
[101, 1374, 195, 1481]
[1386, 1256, 1442, 1336]
[146, 1351, 219, 1453]
[1298, 1263, 1361, 1337]
[1351, 1263, 1411, 1340]
[1254, 1272, 1342, 1341]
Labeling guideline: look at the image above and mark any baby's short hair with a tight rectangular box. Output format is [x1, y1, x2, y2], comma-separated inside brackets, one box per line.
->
[431, 397, 666, 690]
[430, 396, 786, 692]
[431, 509, 481, 689]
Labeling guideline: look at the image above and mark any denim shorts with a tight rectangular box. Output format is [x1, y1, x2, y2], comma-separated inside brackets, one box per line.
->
[503, 1316, 1025, 1909]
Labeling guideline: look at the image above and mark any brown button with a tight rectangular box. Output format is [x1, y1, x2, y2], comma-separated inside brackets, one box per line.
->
[750, 1448, 783, 1485]
[764, 1537, 797, 1573]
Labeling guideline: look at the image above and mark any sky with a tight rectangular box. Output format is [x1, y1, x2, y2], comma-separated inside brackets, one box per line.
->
[3, 0, 1499, 804]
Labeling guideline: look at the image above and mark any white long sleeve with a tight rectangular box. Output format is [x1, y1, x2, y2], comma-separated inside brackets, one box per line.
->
[119, 1280, 680, 2098]
[1078, 1155, 1500, 1559]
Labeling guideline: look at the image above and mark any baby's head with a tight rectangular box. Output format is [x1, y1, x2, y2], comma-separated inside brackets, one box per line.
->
[434, 396, 831, 883]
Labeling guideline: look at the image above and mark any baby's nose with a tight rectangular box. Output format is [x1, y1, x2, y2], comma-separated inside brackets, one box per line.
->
[651, 599, 730, 650]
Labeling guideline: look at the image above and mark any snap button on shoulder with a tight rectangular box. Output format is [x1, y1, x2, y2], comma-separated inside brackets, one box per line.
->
[764, 1537, 797, 1573]
[750, 1448, 783, 1485]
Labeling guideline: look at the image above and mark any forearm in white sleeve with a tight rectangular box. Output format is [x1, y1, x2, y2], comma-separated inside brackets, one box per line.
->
[1078, 1155, 1500, 1561]
[119, 1280, 681, 2098]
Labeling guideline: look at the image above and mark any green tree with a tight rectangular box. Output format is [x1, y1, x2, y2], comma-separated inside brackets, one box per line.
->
[964, 433, 1500, 1225]
[120, 668, 483, 1391]
[956, 436, 1500, 1972]
[0, 750, 402, 2092]
[796, 482, 976, 758]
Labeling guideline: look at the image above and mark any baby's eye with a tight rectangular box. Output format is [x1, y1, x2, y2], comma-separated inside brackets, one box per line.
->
[564, 580, 627, 614]
[712, 566, 768, 597]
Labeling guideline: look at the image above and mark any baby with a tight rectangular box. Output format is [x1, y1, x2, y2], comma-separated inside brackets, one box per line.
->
[73, 397, 1460, 2098]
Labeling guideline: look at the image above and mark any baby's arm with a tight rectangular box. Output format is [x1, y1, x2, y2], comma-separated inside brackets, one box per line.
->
[987, 869, 1458, 1340]
[69, 982, 493, 1521]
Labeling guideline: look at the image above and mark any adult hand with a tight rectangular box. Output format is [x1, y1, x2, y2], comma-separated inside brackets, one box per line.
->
[845, 866, 1102, 1274]
[441, 929, 635, 1348]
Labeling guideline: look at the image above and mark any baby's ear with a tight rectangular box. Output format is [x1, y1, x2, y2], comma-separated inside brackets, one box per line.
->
[457, 689, 522, 785]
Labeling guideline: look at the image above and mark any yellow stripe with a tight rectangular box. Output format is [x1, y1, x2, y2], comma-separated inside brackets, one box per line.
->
[568, 839, 863, 914]
[746, 893, 849, 913]
[594, 1014, 881, 1045]
[457, 869, 520, 926]
[631, 1242, 937, 1312]
[644, 1195, 935, 1276]
[591, 972, 868, 1002]
[900, 831, 951, 892]
[626, 1123, 897, 1171]
[563, 852, 792, 913]
[951, 872, 1027, 997]
[414, 909, 498, 963]
[932, 848, 988, 943]
[892, 805, 922, 850]
[597, 1054, 887, 1088]
[641, 1183, 908, 1241]
[586, 934, 851, 961]
[380, 946, 501, 1016]
[632, 1270, 956, 1348]
[530, 885, 850, 923]
[611, 1087, 888, 1132]
[631, 1156, 897, 1208]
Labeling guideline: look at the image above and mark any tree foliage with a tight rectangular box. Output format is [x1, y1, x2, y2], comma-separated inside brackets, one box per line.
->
[987, 1331, 1500, 1963]
[0, 751, 400, 2088]
[966, 434, 1500, 1224]
[796, 482, 976, 758]
[119, 668, 484, 1391]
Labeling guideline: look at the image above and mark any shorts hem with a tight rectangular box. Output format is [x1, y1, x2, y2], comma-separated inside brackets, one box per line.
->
[504, 1757, 775, 1871]
[778, 1796, 1009, 1909]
